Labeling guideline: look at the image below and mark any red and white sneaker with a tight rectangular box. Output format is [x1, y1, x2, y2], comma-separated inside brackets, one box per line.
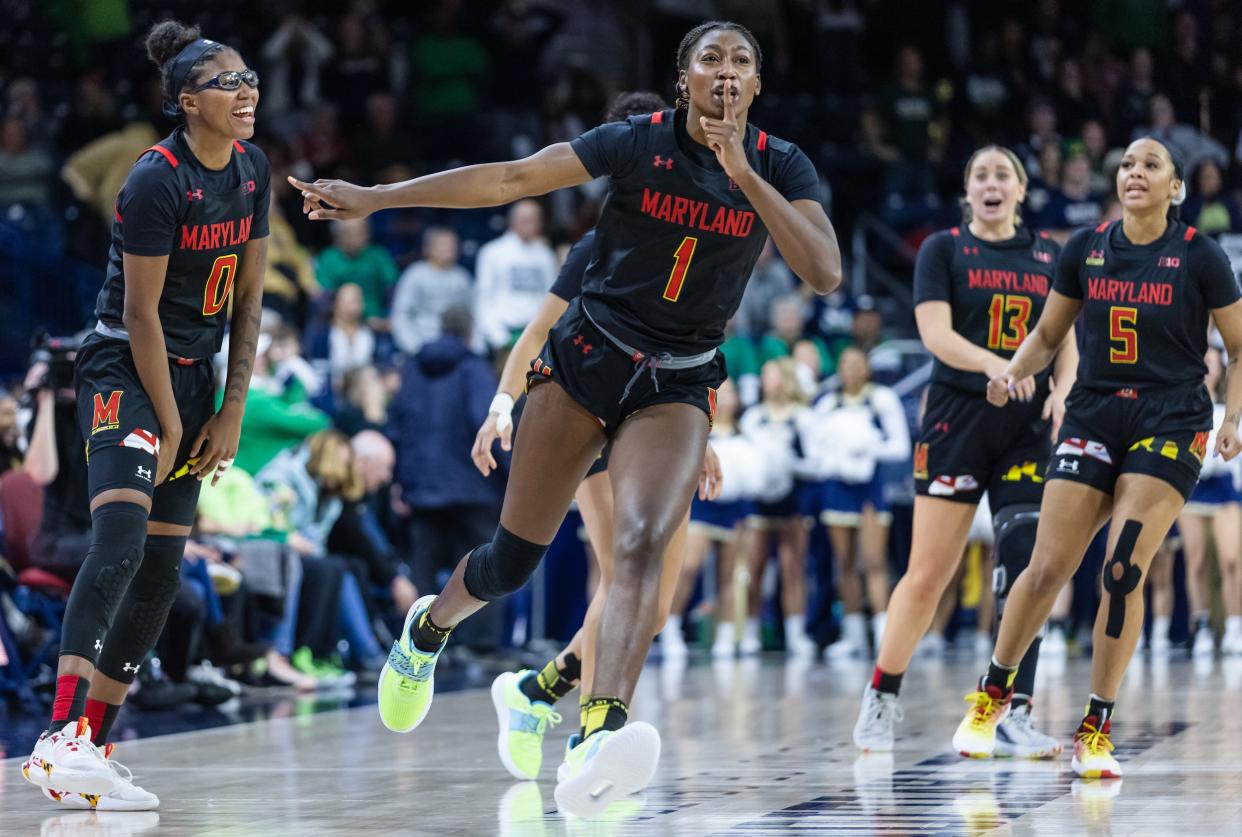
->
[1071, 716, 1122, 778]
[21, 718, 118, 796]
[41, 743, 159, 811]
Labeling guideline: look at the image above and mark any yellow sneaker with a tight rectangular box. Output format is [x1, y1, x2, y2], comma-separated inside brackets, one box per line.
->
[1071, 717, 1121, 778]
[952, 685, 1009, 758]
[377, 595, 443, 733]
[492, 671, 563, 780]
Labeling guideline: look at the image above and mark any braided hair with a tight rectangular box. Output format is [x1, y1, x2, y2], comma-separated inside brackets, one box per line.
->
[674, 21, 763, 109]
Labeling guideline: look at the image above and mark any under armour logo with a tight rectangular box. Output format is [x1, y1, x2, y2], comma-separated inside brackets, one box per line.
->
[962, 246, 979, 256]
[187, 188, 204, 201]
[136, 465, 152, 481]
[122, 662, 141, 674]
[94, 639, 102, 651]
[652, 155, 674, 170]
[1057, 458, 1079, 474]
[572, 335, 594, 354]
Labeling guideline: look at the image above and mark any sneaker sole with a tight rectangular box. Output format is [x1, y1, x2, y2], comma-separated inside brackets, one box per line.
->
[22, 760, 118, 796]
[377, 595, 438, 733]
[1072, 756, 1122, 779]
[554, 723, 661, 819]
[44, 786, 160, 811]
[994, 741, 1064, 759]
[491, 672, 538, 781]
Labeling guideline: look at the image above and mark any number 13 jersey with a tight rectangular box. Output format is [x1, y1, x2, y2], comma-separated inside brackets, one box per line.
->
[569, 108, 820, 356]
[95, 126, 271, 359]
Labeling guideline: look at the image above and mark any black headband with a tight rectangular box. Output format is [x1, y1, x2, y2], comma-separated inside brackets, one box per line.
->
[1146, 136, 1186, 180]
[162, 38, 223, 117]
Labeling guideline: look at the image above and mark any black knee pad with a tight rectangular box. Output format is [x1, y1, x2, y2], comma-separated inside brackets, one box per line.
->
[97, 534, 186, 683]
[462, 525, 548, 602]
[992, 503, 1040, 610]
[60, 502, 149, 663]
[1102, 520, 1144, 639]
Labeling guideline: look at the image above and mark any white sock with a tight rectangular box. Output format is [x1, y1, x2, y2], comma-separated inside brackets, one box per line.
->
[743, 618, 760, 640]
[843, 613, 867, 646]
[1153, 615, 1172, 639]
[1226, 616, 1242, 636]
[664, 614, 683, 635]
[871, 611, 888, 645]
[784, 614, 805, 645]
[714, 621, 736, 647]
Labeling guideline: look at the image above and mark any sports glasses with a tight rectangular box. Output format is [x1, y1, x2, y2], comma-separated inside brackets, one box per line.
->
[187, 69, 260, 94]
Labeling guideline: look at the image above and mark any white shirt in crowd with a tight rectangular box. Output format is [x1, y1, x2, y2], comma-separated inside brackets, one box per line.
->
[797, 383, 910, 484]
[390, 260, 474, 355]
[739, 402, 808, 503]
[328, 326, 375, 385]
[473, 230, 557, 350]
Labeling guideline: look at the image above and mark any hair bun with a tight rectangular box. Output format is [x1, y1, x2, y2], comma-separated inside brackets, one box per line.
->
[145, 20, 202, 69]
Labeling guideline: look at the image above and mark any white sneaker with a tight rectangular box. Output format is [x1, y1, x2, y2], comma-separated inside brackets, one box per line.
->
[1041, 628, 1068, 658]
[1150, 617, 1171, 654]
[660, 628, 688, 661]
[22, 719, 118, 796]
[853, 685, 903, 752]
[973, 633, 993, 657]
[739, 621, 762, 656]
[41, 744, 159, 811]
[187, 661, 243, 696]
[994, 703, 1063, 759]
[917, 632, 947, 657]
[825, 636, 863, 660]
[711, 621, 736, 659]
[554, 724, 661, 819]
[870, 612, 888, 651]
[1224, 623, 1242, 656]
[1192, 626, 1215, 657]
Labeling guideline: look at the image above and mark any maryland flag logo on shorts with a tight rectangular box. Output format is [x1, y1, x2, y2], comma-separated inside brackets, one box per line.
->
[119, 428, 159, 457]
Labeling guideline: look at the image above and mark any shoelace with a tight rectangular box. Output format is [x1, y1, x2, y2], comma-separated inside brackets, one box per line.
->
[872, 694, 904, 725]
[517, 708, 563, 736]
[1076, 721, 1114, 755]
[964, 691, 1003, 729]
[1005, 706, 1036, 734]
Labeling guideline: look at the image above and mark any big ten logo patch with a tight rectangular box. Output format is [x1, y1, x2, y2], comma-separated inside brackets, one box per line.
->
[1000, 460, 1044, 483]
[91, 391, 123, 434]
[913, 443, 929, 480]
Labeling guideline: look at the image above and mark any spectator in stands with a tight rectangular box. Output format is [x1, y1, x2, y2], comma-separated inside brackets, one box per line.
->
[872, 46, 944, 225]
[474, 199, 557, 351]
[260, 14, 334, 131]
[1183, 160, 1242, 235]
[317, 218, 399, 326]
[327, 431, 419, 618]
[1113, 47, 1157, 143]
[736, 240, 797, 338]
[262, 188, 321, 327]
[55, 72, 121, 156]
[5, 77, 49, 147]
[1078, 118, 1112, 194]
[233, 326, 330, 476]
[390, 227, 473, 356]
[1025, 140, 1062, 220]
[0, 117, 54, 210]
[310, 283, 376, 388]
[1052, 59, 1091, 139]
[1135, 93, 1229, 173]
[0, 389, 19, 474]
[407, 2, 489, 160]
[335, 366, 389, 437]
[390, 305, 505, 649]
[354, 92, 419, 185]
[850, 298, 884, 354]
[760, 295, 834, 375]
[1033, 152, 1104, 241]
[61, 117, 161, 231]
[1017, 99, 1062, 180]
[324, 13, 398, 126]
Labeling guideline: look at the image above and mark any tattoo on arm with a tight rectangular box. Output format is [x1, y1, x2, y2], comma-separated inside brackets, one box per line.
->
[223, 239, 268, 409]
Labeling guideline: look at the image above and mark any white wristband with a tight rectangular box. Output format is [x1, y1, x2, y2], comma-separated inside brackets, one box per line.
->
[489, 392, 515, 433]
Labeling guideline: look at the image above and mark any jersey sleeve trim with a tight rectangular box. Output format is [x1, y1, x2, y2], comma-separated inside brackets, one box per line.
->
[651, 110, 664, 124]
[1185, 226, 1197, 241]
[233, 140, 246, 154]
[144, 145, 179, 168]
[757, 130, 768, 151]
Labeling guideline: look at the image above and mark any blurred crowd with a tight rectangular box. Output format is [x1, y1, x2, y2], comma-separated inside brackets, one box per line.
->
[4, 0, 1242, 711]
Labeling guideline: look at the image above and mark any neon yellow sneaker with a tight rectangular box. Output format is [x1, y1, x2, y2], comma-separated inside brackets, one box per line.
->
[378, 595, 444, 733]
[1071, 717, 1121, 778]
[491, 671, 563, 780]
[553, 723, 660, 819]
[952, 685, 1010, 758]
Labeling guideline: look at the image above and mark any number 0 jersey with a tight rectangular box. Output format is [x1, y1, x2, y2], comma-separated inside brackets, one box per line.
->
[95, 127, 271, 359]
[1054, 220, 1240, 392]
[913, 225, 1060, 394]
[569, 108, 820, 355]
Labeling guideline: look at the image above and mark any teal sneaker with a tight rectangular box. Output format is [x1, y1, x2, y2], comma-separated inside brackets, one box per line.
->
[491, 671, 563, 779]
[377, 595, 443, 733]
[553, 722, 661, 818]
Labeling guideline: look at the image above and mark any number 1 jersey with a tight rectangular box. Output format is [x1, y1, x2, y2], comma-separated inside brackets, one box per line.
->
[95, 127, 271, 359]
[569, 108, 820, 356]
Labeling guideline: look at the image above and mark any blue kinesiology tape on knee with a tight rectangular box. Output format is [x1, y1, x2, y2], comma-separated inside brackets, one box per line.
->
[1102, 520, 1144, 639]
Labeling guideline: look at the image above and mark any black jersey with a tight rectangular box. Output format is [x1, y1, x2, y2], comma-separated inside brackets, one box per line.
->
[550, 229, 594, 302]
[1054, 221, 1240, 391]
[914, 225, 1060, 394]
[95, 127, 271, 359]
[570, 109, 820, 355]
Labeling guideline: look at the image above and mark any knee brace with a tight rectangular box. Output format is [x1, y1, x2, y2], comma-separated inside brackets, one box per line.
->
[462, 525, 548, 602]
[97, 534, 187, 683]
[1101, 520, 1144, 639]
[60, 502, 149, 663]
[991, 503, 1040, 612]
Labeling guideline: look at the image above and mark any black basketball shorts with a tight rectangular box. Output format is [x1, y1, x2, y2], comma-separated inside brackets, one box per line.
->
[914, 383, 1050, 509]
[1046, 383, 1211, 501]
[528, 299, 725, 435]
[75, 335, 216, 526]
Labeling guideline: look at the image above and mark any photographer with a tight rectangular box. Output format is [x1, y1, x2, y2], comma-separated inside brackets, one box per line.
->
[24, 338, 91, 583]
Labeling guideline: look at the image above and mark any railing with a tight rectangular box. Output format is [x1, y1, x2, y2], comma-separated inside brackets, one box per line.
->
[850, 212, 919, 307]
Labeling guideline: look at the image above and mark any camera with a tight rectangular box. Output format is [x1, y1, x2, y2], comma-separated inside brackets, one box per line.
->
[30, 334, 82, 393]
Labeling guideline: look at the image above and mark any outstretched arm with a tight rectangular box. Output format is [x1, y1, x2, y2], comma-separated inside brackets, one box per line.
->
[289, 144, 593, 221]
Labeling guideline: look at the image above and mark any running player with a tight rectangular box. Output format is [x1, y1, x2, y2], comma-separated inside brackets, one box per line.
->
[476, 91, 721, 783]
[21, 20, 269, 810]
[292, 20, 839, 815]
[852, 146, 1073, 757]
[1178, 346, 1242, 656]
[951, 137, 1242, 779]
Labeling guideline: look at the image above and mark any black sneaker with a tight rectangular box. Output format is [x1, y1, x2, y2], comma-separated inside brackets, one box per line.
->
[130, 657, 197, 710]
